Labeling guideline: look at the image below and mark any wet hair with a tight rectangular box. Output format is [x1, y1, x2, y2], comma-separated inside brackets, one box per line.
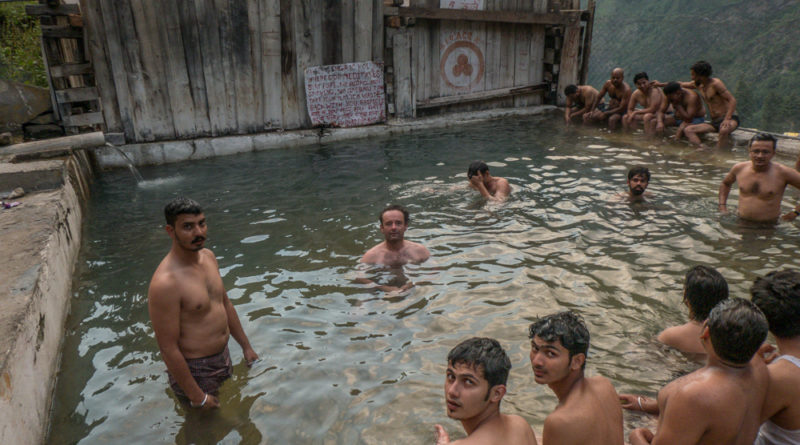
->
[633, 72, 649, 84]
[750, 269, 800, 339]
[707, 298, 768, 365]
[447, 337, 511, 389]
[663, 81, 681, 95]
[164, 197, 203, 226]
[684, 265, 729, 321]
[749, 132, 777, 151]
[379, 204, 409, 225]
[467, 161, 489, 179]
[564, 84, 578, 96]
[627, 166, 651, 182]
[528, 311, 590, 369]
[691, 61, 712, 77]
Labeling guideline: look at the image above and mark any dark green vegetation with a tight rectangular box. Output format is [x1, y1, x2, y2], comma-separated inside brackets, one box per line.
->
[587, 0, 800, 133]
[0, 1, 46, 87]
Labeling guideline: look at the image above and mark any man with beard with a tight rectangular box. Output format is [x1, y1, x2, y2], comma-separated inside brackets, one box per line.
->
[678, 61, 739, 149]
[624, 166, 651, 202]
[529, 311, 624, 445]
[623, 72, 665, 136]
[588, 68, 632, 130]
[719, 133, 800, 222]
[148, 197, 258, 409]
[434, 337, 538, 445]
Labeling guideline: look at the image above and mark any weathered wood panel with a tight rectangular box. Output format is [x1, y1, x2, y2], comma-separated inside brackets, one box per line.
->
[80, 0, 122, 133]
[261, 0, 282, 128]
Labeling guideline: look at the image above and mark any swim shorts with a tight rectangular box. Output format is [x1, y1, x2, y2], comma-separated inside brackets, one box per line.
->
[676, 116, 706, 125]
[596, 103, 607, 112]
[168, 345, 233, 400]
[711, 114, 739, 132]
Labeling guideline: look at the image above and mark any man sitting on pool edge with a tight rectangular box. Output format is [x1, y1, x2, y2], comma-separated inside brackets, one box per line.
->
[467, 161, 511, 202]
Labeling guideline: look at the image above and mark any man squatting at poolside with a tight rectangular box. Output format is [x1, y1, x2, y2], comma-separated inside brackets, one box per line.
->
[587, 68, 631, 130]
[435, 337, 538, 445]
[148, 197, 258, 409]
[529, 311, 624, 445]
[719, 133, 800, 223]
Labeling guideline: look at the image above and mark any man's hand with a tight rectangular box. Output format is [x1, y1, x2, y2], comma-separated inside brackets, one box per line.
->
[781, 210, 798, 222]
[434, 425, 451, 444]
[190, 393, 220, 410]
[619, 393, 657, 414]
[757, 342, 779, 363]
[718, 204, 729, 215]
[629, 428, 655, 445]
[469, 174, 483, 189]
[244, 347, 259, 367]
[719, 119, 736, 132]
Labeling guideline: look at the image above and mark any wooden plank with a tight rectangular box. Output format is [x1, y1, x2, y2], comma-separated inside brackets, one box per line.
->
[25, 4, 80, 16]
[97, 0, 137, 140]
[261, 0, 282, 128]
[41, 25, 83, 39]
[483, 21, 502, 90]
[62, 112, 105, 127]
[80, 0, 121, 132]
[429, 18, 440, 100]
[385, 6, 580, 25]
[55, 86, 97, 103]
[412, 21, 430, 102]
[247, 0, 266, 130]
[341, 0, 354, 63]
[228, 0, 257, 133]
[354, 0, 373, 61]
[322, 0, 342, 65]
[175, 0, 212, 136]
[279, 0, 303, 128]
[417, 82, 546, 108]
[556, 24, 581, 106]
[393, 30, 414, 117]
[194, 0, 231, 134]
[371, 0, 384, 62]
[214, 0, 239, 132]
[579, 0, 595, 85]
[293, 0, 320, 127]
[49, 62, 92, 78]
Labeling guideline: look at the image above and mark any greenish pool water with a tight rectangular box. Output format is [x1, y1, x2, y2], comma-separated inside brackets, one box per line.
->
[48, 116, 800, 444]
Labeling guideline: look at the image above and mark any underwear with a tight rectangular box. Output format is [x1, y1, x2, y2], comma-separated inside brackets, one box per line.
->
[168, 345, 232, 400]
[676, 116, 706, 125]
[711, 114, 739, 132]
[596, 103, 607, 112]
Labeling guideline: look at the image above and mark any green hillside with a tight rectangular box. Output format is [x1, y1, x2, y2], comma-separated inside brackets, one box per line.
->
[586, 0, 800, 133]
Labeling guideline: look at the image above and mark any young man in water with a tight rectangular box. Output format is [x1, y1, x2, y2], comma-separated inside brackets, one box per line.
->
[467, 161, 511, 202]
[529, 311, 624, 445]
[750, 270, 800, 445]
[657, 265, 729, 356]
[656, 81, 706, 140]
[623, 298, 769, 445]
[588, 67, 632, 130]
[361, 204, 430, 267]
[719, 133, 800, 223]
[434, 337, 538, 445]
[622, 72, 665, 136]
[624, 166, 651, 202]
[563, 84, 600, 126]
[148, 197, 258, 409]
[678, 61, 739, 149]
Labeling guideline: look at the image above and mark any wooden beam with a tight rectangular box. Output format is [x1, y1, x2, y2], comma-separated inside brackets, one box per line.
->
[384, 6, 581, 26]
[55, 87, 98, 103]
[49, 62, 93, 77]
[25, 4, 80, 16]
[579, 0, 595, 85]
[41, 25, 83, 39]
[417, 83, 547, 109]
[62, 112, 105, 127]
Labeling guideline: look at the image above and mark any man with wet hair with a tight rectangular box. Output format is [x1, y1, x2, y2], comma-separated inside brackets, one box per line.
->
[623, 298, 769, 445]
[657, 81, 706, 140]
[148, 197, 258, 410]
[750, 270, 800, 445]
[623, 72, 665, 136]
[625, 166, 651, 201]
[563, 84, 600, 126]
[434, 337, 538, 445]
[719, 133, 800, 222]
[529, 312, 623, 445]
[361, 204, 430, 267]
[467, 161, 511, 202]
[588, 67, 632, 130]
[657, 265, 729, 356]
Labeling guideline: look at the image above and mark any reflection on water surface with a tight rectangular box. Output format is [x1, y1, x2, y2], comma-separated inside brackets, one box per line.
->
[49, 117, 800, 443]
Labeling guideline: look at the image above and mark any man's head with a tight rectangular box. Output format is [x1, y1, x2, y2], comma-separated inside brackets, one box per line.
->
[379, 204, 409, 243]
[749, 133, 777, 169]
[633, 72, 649, 91]
[528, 311, 590, 384]
[663, 81, 682, 102]
[610, 68, 624, 87]
[750, 269, 800, 339]
[705, 298, 768, 365]
[564, 84, 579, 100]
[683, 265, 729, 321]
[627, 166, 650, 196]
[445, 337, 510, 419]
[164, 196, 203, 226]
[467, 161, 489, 180]
[690, 60, 713, 80]
[163, 197, 207, 252]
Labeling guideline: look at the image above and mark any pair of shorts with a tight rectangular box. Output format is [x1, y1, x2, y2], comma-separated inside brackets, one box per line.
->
[596, 103, 607, 112]
[676, 116, 706, 125]
[711, 115, 740, 132]
[168, 345, 233, 400]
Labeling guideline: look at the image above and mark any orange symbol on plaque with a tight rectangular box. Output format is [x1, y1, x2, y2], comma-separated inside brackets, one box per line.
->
[452, 54, 473, 77]
[440, 40, 484, 90]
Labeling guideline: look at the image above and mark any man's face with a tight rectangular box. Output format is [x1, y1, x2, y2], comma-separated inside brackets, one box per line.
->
[628, 174, 649, 196]
[749, 140, 775, 168]
[611, 71, 623, 87]
[379, 210, 408, 242]
[529, 336, 574, 385]
[635, 78, 649, 92]
[444, 362, 493, 420]
[168, 213, 207, 252]
[567, 91, 580, 102]
[667, 90, 682, 104]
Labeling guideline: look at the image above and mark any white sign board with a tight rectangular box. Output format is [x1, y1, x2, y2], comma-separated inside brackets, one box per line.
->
[440, 0, 484, 10]
[304, 62, 386, 128]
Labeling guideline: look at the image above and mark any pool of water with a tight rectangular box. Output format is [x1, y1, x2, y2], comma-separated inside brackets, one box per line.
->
[48, 116, 800, 444]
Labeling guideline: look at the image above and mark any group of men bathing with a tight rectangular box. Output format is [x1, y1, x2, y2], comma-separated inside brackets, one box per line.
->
[146, 131, 800, 443]
[564, 60, 740, 150]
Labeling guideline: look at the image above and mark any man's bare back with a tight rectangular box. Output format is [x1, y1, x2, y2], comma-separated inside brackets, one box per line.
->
[436, 414, 537, 445]
[542, 376, 623, 445]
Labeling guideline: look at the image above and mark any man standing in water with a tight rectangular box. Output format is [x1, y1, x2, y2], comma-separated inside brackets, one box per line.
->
[623, 298, 769, 445]
[148, 197, 258, 409]
[588, 68, 632, 130]
[434, 337, 538, 445]
[361, 204, 430, 267]
[467, 161, 511, 202]
[529, 311, 624, 445]
[624, 166, 651, 202]
[719, 133, 800, 222]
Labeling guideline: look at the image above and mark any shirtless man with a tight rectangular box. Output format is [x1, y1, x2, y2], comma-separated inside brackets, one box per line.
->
[529, 311, 623, 445]
[588, 68, 632, 130]
[622, 298, 769, 445]
[657, 265, 728, 356]
[361, 204, 430, 268]
[656, 81, 706, 140]
[679, 61, 739, 149]
[751, 270, 800, 445]
[563, 84, 600, 126]
[624, 166, 652, 202]
[719, 133, 800, 222]
[467, 161, 511, 202]
[435, 337, 538, 445]
[623, 72, 665, 136]
[148, 197, 258, 409]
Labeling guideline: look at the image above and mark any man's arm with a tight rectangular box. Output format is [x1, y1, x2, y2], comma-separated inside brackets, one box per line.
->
[564, 96, 573, 124]
[619, 393, 659, 415]
[470, 174, 497, 200]
[222, 291, 258, 364]
[591, 83, 609, 111]
[718, 167, 738, 213]
[492, 178, 511, 202]
[714, 80, 737, 121]
[541, 413, 580, 445]
[780, 166, 800, 221]
[148, 278, 218, 409]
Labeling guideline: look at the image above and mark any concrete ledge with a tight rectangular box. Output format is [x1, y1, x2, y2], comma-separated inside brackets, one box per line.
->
[0, 152, 92, 445]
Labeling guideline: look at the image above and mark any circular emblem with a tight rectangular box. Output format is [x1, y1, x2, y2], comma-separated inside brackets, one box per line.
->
[440, 40, 485, 91]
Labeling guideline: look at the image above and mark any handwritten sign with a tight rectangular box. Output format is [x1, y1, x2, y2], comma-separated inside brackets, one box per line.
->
[304, 62, 386, 128]
[440, 0, 484, 10]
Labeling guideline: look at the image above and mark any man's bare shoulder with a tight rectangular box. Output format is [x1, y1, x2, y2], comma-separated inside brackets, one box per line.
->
[404, 240, 430, 262]
[360, 242, 387, 263]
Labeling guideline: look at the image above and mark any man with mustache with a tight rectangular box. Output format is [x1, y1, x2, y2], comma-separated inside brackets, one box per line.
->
[148, 197, 258, 409]
[625, 166, 651, 202]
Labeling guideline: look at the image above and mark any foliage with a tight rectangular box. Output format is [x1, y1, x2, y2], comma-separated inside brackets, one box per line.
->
[586, 0, 800, 133]
[0, 1, 47, 87]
